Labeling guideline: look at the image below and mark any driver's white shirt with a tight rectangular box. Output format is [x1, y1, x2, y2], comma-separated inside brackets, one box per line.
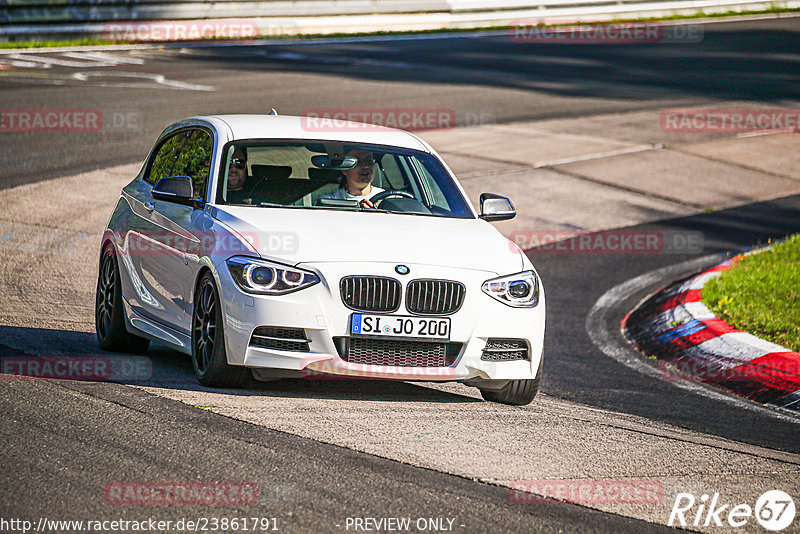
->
[320, 186, 384, 201]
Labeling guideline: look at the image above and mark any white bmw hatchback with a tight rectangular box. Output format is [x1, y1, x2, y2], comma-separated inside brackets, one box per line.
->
[96, 114, 545, 405]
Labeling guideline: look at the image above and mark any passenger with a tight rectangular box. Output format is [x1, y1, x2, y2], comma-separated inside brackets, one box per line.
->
[319, 149, 384, 207]
[226, 147, 252, 204]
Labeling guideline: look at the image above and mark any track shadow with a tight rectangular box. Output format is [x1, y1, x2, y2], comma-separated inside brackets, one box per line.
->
[0, 327, 479, 403]
[180, 21, 800, 104]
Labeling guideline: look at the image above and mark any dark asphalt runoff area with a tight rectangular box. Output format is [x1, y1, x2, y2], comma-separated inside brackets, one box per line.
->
[1, 15, 799, 532]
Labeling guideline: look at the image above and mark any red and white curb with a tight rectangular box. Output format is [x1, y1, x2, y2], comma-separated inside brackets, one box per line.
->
[622, 257, 800, 416]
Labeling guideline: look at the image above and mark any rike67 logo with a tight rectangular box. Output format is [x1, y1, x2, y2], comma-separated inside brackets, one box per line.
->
[669, 490, 795, 531]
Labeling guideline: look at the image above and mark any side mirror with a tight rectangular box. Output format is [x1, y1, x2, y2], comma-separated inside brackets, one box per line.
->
[479, 193, 516, 221]
[152, 176, 204, 208]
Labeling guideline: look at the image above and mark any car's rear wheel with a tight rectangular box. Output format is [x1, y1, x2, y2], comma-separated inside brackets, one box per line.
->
[95, 245, 150, 353]
[192, 272, 249, 388]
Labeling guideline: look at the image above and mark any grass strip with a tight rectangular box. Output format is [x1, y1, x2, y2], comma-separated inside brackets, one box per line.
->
[703, 234, 800, 352]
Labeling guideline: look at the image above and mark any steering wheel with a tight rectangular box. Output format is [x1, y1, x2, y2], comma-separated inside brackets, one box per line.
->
[369, 190, 415, 207]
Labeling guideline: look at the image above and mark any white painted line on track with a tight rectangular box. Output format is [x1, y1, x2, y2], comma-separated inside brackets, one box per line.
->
[534, 144, 661, 168]
[3, 53, 123, 68]
[70, 71, 215, 91]
[737, 129, 798, 138]
[0, 59, 40, 68]
[586, 254, 800, 424]
[61, 51, 145, 65]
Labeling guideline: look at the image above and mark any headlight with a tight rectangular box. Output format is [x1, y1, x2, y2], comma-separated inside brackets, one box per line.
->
[226, 256, 320, 295]
[481, 270, 539, 307]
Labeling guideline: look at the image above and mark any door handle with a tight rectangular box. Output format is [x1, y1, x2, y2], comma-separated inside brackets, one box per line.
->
[144, 202, 155, 212]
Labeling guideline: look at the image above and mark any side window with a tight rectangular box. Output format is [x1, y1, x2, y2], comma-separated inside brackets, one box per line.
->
[147, 132, 188, 185]
[172, 130, 213, 199]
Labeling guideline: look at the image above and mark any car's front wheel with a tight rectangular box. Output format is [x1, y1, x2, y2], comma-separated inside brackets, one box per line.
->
[479, 378, 539, 406]
[192, 272, 249, 388]
[95, 244, 150, 353]
[479, 354, 543, 406]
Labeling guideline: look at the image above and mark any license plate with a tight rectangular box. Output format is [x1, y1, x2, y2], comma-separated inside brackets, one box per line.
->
[351, 314, 451, 341]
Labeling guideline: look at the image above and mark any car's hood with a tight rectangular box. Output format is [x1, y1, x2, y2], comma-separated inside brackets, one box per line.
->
[213, 206, 524, 275]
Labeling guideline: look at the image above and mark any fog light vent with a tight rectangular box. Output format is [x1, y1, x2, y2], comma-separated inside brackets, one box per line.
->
[481, 338, 529, 361]
[250, 326, 310, 352]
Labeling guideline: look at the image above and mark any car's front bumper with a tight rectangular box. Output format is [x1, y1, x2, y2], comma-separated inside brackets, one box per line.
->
[217, 261, 545, 382]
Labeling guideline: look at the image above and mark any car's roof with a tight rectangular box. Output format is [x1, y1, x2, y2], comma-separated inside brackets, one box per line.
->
[201, 114, 431, 152]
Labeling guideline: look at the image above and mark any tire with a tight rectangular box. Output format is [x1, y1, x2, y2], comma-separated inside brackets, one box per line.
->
[480, 379, 539, 406]
[191, 272, 249, 388]
[95, 245, 150, 353]
[479, 355, 543, 406]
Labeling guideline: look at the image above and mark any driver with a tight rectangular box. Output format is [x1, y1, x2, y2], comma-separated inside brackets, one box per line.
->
[319, 149, 384, 207]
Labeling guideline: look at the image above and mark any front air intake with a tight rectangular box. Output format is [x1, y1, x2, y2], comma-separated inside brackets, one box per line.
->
[481, 338, 529, 361]
[250, 326, 310, 352]
[334, 337, 462, 367]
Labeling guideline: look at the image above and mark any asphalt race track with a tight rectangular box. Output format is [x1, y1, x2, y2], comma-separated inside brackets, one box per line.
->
[1, 15, 799, 533]
[3, 16, 800, 191]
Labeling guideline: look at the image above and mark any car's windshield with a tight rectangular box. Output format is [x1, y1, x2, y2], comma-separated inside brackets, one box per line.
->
[216, 140, 474, 219]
